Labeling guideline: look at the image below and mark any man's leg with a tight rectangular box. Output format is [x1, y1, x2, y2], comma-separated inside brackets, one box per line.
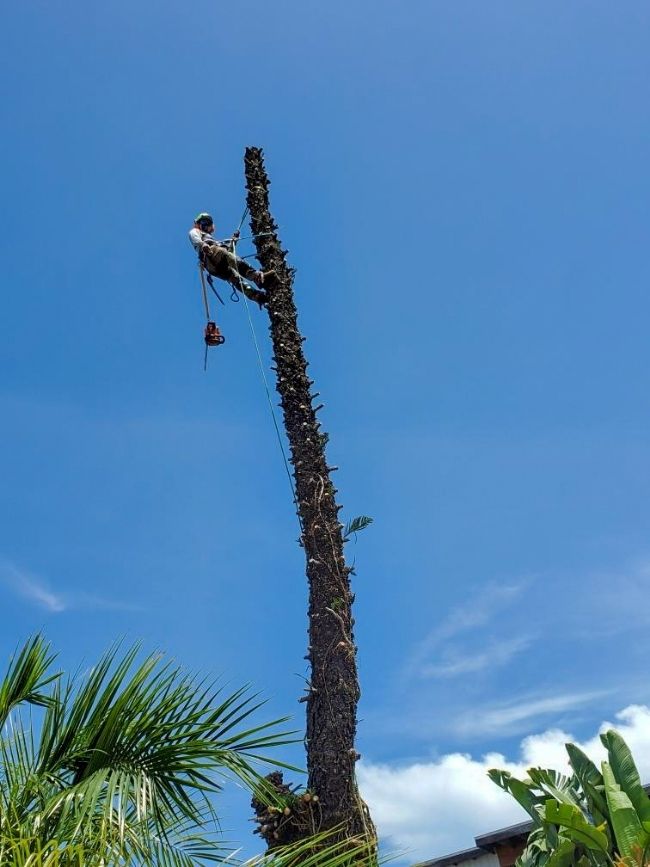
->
[220, 250, 272, 306]
[224, 266, 268, 307]
[223, 248, 276, 288]
[223, 249, 260, 283]
[202, 245, 268, 306]
[202, 245, 230, 278]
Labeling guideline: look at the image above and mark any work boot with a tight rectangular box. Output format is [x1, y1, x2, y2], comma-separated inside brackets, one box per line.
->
[246, 287, 268, 309]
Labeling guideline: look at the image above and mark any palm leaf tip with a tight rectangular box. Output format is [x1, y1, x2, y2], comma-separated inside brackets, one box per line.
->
[0, 635, 59, 726]
[342, 516, 373, 542]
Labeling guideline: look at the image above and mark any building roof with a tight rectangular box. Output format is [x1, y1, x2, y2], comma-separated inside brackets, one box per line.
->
[419, 782, 650, 867]
[417, 818, 534, 867]
[416, 846, 487, 867]
[474, 820, 533, 849]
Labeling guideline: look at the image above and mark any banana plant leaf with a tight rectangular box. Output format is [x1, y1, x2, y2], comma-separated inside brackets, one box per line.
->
[516, 826, 552, 867]
[544, 836, 575, 867]
[544, 800, 609, 853]
[527, 768, 583, 809]
[601, 730, 650, 832]
[602, 760, 648, 860]
[565, 744, 608, 826]
[488, 769, 544, 822]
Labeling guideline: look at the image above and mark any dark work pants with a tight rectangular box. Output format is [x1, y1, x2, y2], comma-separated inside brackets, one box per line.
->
[202, 244, 258, 290]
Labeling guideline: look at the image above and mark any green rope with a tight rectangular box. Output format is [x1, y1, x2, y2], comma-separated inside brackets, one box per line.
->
[232, 237, 303, 534]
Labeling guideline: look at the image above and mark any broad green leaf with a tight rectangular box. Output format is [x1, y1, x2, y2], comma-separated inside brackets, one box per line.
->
[566, 743, 608, 826]
[488, 769, 543, 821]
[544, 836, 575, 867]
[527, 768, 582, 808]
[601, 729, 650, 832]
[602, 760, 648, 860]
[544, 800, 609, 852]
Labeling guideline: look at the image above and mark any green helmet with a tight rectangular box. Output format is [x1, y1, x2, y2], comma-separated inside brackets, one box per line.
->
[194, 212, 214, 230]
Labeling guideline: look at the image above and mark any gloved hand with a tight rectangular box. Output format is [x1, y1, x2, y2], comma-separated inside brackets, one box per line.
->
[232, 230, 240, 240]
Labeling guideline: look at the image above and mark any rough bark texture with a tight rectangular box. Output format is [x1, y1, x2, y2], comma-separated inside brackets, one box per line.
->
[244, 147, 375, 849]
[251, 772, 322, 847]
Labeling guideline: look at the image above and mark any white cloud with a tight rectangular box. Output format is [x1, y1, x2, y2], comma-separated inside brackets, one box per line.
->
[359, 752, 525, 861]
[358, 704, 650, 863]
[422, 637, 533, 679]
[406, 581, 528, 680]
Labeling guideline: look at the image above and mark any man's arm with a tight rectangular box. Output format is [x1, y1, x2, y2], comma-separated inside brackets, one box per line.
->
[189, 227, 204, 251]
[190, 228, 220, 255]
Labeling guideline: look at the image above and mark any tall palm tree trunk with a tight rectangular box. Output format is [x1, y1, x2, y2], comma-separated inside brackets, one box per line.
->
[244, 147, 374, 847]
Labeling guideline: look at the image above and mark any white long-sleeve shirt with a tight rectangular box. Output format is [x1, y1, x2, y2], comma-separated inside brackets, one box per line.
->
[189, 227, 236, 257]
[189, 227, 215, 252]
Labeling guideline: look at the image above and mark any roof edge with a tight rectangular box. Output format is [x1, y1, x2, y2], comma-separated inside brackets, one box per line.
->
[415, 846, 488, 867]
[474, 820, 534, 849]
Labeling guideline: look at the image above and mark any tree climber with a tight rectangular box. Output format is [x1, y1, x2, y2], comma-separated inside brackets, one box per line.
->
[189, 212, 274, 307]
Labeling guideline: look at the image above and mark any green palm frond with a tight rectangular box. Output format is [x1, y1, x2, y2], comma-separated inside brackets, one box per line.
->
[0, 636, 59, 727]
[342, 516, 373, 543]
[0, 637, 299, 865]
[245, 827, 392, 867]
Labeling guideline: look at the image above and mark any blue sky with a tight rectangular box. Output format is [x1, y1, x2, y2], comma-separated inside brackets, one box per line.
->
[2, 0, 650, 860]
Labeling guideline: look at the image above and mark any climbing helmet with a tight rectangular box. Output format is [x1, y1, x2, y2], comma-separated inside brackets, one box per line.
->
[195, 212, 214, 231]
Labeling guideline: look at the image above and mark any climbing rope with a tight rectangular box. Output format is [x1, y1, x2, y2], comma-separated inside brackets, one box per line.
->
[235, 204, 249, 236]
[199, 208, 301, 529]
[230, 232, 303, 533]
[198, 262, 210, 320]
[198, 261, 226, 370]
[232, 231, 276, 244]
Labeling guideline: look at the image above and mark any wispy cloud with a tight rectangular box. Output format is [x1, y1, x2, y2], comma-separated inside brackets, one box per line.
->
[405, 557, 650, 685]
[405, 579, 529, 679]
[1, 561, 67, 612]
[0, 559, 137, 614]
[453, 689, 611, 737]
[421, 636, 533, 679]
[365, 686, 613, 744]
